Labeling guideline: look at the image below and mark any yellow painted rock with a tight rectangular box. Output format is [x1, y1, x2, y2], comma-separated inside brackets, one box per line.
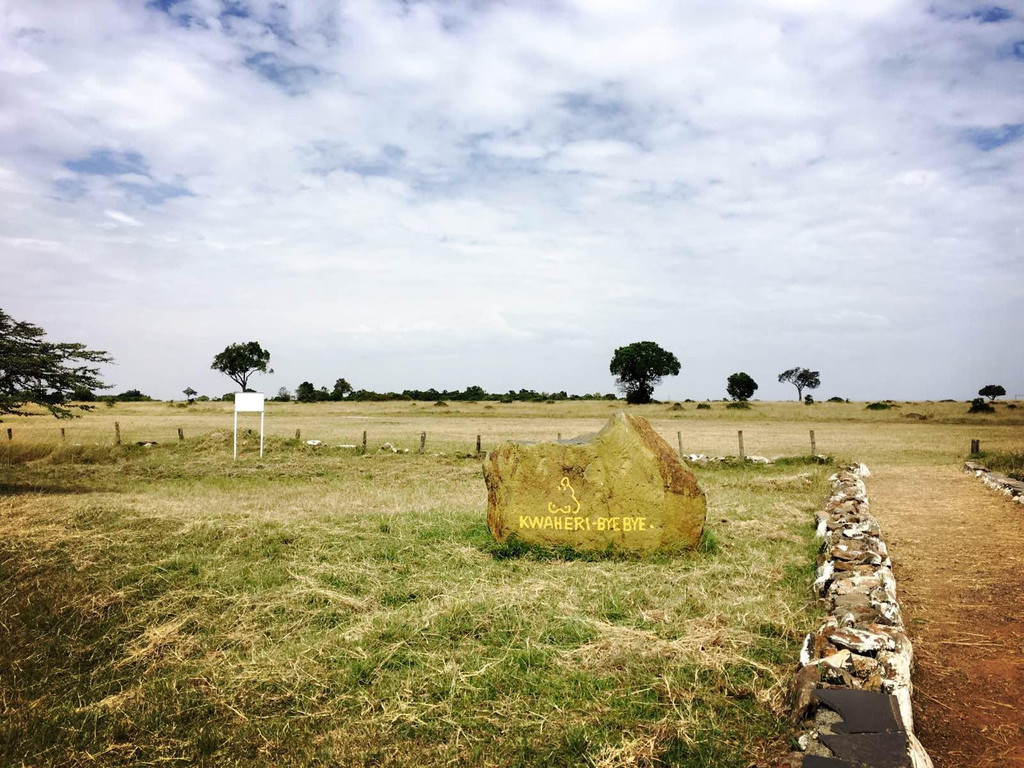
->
[484, 412, 706, 554]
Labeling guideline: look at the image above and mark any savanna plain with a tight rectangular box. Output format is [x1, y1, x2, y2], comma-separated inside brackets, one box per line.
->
[1, 400, 1021, 767]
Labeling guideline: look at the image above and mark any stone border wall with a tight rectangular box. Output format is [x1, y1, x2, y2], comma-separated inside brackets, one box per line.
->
[789, 464, 933, 768]
[963, 461, 1024, 504]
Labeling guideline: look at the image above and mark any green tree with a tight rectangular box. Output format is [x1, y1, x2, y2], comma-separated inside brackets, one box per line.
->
[726, 372, 758, 402]
[609, 341, 681, 404]
[211, 341, 272, 392]
[183, 386, 197, 403]
[330, 378, 353, 401]
[295, 381, 316, 403]
[778, 367, 820, 402]
[0, 308, 112, 419]
[978, 384, 1006, 402]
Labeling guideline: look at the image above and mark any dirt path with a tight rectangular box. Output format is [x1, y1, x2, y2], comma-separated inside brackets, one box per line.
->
[870, 465, 1024, 767]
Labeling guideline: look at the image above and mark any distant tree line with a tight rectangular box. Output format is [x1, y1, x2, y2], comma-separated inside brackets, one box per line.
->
[275, 382, 618, 403]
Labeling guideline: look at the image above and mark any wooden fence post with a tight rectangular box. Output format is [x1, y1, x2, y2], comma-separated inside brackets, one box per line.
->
[677, 431, 683, 457]
[557, 432, 562, 442]
[737, 430, 744, 458]
[810, 430, 816, 455]
[178, 428, 184, 441]
[60, 427, 66, 441]
[970, 439, 980, 455]
[362, 430, 367, 454]
[476, 434, 482, 455]
[296, 429, 301, 441]
[419, 431, 426, 454]
[114, 422, 121, 446]
[6, 428, 11, 442]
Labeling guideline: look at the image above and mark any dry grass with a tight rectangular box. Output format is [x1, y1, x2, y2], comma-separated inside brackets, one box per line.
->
[1, 401, 1021, 766]
[4, 398, 1022, 467]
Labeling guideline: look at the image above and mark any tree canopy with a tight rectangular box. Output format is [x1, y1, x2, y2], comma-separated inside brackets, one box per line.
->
[778, 367, 820, 402]
[978, 384, 1006, 402]
[609, 341, 680, 404]
[726, 372, 758, 402]
[211, 341, 273, 392]
[331, 378, 353, 400]
[0, 308, 112, 419]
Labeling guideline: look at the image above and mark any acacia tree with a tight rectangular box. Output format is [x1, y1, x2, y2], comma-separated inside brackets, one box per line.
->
[183, 387, 197, 403]
[0, 308, 112, 418]
[331, 378, 353, 401]
[978, 384, 1006, 402]
[726, 372, 758, 402]
[778, 367, 820, 402]
[211, 341, 272, 392]
[609, 341, 681, 404]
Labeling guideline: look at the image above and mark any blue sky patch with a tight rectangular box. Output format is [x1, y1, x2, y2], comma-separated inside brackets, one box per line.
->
[972, 6, 1012, 23]
[964, 123, 1024, 150]
[121, 182, 193, 205]
[65, 148, 147, 176]
[62, 148, 192, 204]
[244, 52, 321, 94]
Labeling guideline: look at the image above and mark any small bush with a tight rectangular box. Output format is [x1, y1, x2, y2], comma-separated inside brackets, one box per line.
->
[865, 402, 894, 411]
[968, 398, 995, 414]
[696, 403, 711, 410]
[1007, 404, 1018, 410]
[433, 401, 448, 408]
[827, 396, 845, 403]
[725, 401, 750, 409]
[668, 402, 684, 411]
[803, 394, 814, 405]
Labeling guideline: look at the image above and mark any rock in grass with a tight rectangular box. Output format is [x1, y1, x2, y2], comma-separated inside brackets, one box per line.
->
[483, 412, 706, 554]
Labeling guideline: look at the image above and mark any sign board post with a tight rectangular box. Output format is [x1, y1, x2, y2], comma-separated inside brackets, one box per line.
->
[234, 392, 266, 460]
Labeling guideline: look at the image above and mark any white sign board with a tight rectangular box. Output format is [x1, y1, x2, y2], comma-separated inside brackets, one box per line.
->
[233, 392, 265, 459]
[234, 392, 266, 413]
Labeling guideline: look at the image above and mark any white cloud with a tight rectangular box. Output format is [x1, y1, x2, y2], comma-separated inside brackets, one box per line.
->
[0, 0, 1021, 400]
[103, 210, 142, 226]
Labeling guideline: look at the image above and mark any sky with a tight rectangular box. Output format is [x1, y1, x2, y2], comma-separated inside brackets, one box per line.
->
[1, 0, 1022, 402]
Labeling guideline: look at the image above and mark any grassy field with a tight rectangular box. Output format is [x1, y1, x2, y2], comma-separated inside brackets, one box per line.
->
[1, 401, 1021, 767]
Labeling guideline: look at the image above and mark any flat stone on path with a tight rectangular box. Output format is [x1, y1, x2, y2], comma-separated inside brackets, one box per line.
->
[483, 412, 706, 554]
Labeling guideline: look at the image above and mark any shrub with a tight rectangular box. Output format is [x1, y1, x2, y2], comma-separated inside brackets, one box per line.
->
[827, 396, 845, 403]
[866, 402, 894, 410]
[696, 403, 711, 410]
[968, 398, 995, 414]
[725, 401, 750, 409]
[433, 400, 449, 408]
[668, 402, 684, 411]
[115, 388, 153, 402]
[804, 395, 814, 405]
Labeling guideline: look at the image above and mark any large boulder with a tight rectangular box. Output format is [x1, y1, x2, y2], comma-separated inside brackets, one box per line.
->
[484, 412, 706, 554]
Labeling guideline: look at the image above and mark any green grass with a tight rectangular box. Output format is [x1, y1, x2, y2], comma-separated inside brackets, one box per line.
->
[972, 450, 1024, 481]
[0, 429, 829, 767]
